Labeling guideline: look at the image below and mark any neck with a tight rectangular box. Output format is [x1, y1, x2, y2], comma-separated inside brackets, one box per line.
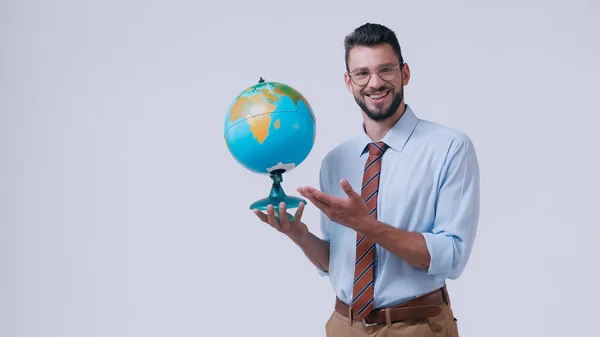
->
[363, 103, 406, 141]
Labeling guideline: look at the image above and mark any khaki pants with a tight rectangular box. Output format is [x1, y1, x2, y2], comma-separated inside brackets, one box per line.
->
[324, 301, 460, 337]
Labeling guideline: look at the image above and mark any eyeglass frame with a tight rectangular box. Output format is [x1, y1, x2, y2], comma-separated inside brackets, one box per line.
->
[347, 62, 404, 86]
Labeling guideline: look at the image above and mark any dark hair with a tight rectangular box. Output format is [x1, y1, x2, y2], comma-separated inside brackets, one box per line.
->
[343, 23, 404, 72]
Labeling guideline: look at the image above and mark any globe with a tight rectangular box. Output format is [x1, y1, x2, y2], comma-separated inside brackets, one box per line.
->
[224, 77, 316, 220]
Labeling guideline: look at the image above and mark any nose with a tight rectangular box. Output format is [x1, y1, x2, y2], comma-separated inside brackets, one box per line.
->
[367, 71, 385, 88]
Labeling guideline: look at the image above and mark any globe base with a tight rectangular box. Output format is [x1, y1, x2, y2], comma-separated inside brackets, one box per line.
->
[249, 169, 307, 221]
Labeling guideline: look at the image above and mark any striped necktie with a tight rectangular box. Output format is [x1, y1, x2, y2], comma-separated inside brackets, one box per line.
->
[352, 141, 388, 319]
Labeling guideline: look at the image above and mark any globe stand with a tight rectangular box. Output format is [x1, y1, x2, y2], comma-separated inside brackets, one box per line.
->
[249, 169, 306, 221]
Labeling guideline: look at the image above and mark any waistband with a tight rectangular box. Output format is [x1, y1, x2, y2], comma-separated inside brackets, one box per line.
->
[334, 285, 448, 327]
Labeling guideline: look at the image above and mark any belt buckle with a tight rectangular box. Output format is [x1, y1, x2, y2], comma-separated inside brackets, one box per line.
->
[362, 318, 378, 328]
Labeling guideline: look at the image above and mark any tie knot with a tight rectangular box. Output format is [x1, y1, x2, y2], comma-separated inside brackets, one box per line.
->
[367, 142, 388, 156]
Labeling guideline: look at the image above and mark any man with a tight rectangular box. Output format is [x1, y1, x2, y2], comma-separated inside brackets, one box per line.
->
[253, 22, 479, 337]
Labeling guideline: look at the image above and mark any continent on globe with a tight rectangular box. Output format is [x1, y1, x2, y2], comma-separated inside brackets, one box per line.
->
[267, 162, 296, 172]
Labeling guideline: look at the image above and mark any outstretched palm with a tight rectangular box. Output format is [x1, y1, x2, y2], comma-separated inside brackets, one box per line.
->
[297, 179, 370, 230]
[253, 202, 308, 242]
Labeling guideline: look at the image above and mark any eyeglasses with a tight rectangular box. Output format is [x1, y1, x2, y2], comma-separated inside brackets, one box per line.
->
[348, 63, 403, 86]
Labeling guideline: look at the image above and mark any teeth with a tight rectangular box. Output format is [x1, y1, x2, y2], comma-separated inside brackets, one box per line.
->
[368, 91, 388, 99]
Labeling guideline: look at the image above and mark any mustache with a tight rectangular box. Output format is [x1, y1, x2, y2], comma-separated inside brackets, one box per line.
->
[363, 86, 392, 95]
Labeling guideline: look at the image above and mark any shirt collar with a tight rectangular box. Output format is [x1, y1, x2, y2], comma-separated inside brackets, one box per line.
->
[356, 104, 419, 156]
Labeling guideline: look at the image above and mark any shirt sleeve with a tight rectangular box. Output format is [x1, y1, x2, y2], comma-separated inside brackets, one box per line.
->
[422, 135, 480, 280]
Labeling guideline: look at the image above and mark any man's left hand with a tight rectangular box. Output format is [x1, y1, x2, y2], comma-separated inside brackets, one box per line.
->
[297, 179, 369, 230]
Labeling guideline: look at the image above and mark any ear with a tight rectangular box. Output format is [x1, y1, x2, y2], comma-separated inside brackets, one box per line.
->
[344, 72, 353, 93]
[401, 63, 411, 86]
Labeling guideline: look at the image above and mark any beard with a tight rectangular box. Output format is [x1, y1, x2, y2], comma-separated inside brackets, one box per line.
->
[354, 85, 404, 122]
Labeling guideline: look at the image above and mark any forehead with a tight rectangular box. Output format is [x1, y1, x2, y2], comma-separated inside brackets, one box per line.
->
[347, 44, 398, 70]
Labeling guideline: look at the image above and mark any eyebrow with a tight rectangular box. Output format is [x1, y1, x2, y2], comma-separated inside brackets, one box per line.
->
[351, 63, 396, 72]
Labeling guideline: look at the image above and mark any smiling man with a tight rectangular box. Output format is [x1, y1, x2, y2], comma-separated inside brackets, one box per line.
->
[253, 22, 480, 337]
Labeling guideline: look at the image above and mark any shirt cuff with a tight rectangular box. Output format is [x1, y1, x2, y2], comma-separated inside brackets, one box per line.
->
[422, 232, 454, 278]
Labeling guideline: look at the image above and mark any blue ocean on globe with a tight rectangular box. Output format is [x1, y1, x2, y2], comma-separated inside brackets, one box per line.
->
[224, 79, 316, 175]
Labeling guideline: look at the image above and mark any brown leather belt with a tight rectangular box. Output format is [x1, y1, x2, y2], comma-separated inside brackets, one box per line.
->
[334, 286, 447, 326]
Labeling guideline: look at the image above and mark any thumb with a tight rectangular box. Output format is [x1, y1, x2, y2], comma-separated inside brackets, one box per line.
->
[340, 179, 360, 199]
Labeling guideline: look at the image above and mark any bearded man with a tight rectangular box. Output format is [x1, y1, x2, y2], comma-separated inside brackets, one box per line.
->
[254, 22, 480, 337]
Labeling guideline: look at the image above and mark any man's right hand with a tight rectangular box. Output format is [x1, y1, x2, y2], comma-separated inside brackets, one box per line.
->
[253, 202, 308, 244]
[253, 201, 330, 273]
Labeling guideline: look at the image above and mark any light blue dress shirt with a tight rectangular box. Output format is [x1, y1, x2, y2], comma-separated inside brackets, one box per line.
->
[317, 104, 480, 309]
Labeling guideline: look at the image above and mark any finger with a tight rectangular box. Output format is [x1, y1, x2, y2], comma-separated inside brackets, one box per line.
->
[266, 204, 282, 230]
[253, 208, 269, 223]
[308, 195, 331, 214]
[298, 186, 319, 196]
[278, 202, 291, 229]
[297, 192, 319, 209]
[298, 186, 338, 215]
[340, 179, 361, 200]
[293, 201, 305, 222]
[314, 200, 336, 221]
[314, 193, 341, 211]
[296, 187, 311, 199]
[304, 188, 338, 207]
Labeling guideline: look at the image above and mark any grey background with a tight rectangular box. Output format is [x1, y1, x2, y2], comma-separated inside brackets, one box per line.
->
[1, 0, 599, 336]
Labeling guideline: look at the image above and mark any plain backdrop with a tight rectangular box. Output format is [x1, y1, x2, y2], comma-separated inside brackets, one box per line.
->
[2, 0, 599, 336]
